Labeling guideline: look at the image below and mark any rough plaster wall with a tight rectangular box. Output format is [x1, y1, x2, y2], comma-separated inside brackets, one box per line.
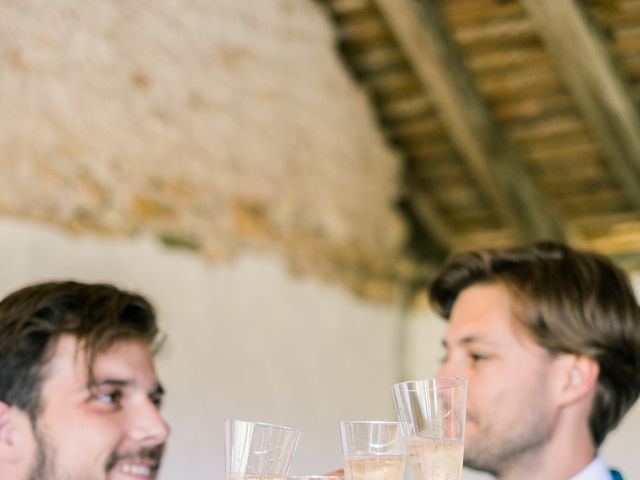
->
[0, 0, 407, 300]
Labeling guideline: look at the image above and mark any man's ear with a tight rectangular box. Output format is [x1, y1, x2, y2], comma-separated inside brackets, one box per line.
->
[0, 401, 31, 463]
[554, 354, 600, 407]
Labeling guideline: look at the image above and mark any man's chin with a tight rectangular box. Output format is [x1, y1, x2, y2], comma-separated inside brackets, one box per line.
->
[462, 444, 496, 476]
[461, 436, 498, 476]
[462, 458, 496, 476]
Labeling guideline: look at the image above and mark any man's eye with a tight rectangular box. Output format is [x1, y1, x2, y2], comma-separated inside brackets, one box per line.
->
[95, 390, 124, 406]
[469, 353, 488, 362]
[149, 393, 163, 409]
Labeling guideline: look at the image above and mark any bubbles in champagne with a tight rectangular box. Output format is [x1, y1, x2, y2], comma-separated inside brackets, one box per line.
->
[344, 455, 405, 480]
[406, 436, 463, 480]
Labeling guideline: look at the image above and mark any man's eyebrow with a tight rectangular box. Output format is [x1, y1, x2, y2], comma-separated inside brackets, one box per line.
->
[89, 378, 166, 396]
[442, 336, 501, 348]
[89, 379, 131, 388]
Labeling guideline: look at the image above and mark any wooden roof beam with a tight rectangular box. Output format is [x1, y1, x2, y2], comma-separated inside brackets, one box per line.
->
[326, 1, 458, 252]
[521, 0, 640, 210]
[373, 0, 565, 241]
[407, 185, 457, 249]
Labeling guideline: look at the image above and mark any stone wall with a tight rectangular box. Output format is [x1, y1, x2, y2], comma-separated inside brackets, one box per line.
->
[0, 0, 408, 300]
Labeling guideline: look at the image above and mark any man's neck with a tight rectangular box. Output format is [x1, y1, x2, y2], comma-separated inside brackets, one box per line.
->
[495, 416, 596, 480]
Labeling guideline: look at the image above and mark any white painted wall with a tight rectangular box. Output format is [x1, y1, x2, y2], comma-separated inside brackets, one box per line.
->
[0, 219, 402, 478]
[405, 301, 640, 480]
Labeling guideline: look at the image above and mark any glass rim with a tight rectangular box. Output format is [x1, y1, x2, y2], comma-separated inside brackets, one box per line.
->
[339, 420, 402, 426]
[225, 418, 302, 434]
[287, 477, 342, 479]
[392, 377, 467, 390]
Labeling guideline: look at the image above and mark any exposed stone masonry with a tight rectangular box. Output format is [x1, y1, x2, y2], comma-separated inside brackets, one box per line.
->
[0, 0, 408, 301]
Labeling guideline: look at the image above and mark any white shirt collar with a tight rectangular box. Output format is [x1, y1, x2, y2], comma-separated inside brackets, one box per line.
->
[570, 455, 611, 480]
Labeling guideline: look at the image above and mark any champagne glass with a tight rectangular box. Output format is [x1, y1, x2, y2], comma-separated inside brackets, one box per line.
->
[225, 419, 301, 480]
[392, 378, 467, 480]
[339, 420, 405, 480]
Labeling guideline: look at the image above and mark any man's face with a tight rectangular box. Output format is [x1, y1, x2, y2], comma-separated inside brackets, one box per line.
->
[27, 334, 170, 480]
[436, 282, 561, 475]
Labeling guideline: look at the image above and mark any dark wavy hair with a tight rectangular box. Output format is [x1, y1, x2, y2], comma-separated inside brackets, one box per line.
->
[429, 241, 640, 446]
[0, 281, 160, 420]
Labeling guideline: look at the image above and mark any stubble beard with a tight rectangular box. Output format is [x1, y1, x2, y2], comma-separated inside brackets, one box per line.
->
[28, 420, 104, 480]
[27, 414, 164, 480]
[28, 421, 59, 480]
[462, 413, 553, 477]
[28, 421, 164, 480]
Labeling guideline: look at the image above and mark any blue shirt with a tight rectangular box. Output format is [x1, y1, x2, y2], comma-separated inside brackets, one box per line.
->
[570, 456, 622, 480]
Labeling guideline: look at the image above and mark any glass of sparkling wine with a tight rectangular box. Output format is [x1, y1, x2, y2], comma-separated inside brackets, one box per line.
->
[339, 420, 406, 480]
[392, 378, 467, 480]
[225, 419, 301, 480]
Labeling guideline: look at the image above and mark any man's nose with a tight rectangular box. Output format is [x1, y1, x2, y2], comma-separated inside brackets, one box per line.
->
[129, 399, 170, 445]
[436, 357, 457, 377]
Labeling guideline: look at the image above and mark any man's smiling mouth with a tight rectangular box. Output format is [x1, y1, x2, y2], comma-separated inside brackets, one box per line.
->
[113, 460, 158, 477]
[108, 448, 163, 478]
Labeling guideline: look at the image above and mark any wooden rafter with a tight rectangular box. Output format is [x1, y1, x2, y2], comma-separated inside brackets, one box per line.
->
[406, 183, 457, 248]
[373, 0, 565, 241]
[521, 0, 640, 210]
[328, 0, 457, 250]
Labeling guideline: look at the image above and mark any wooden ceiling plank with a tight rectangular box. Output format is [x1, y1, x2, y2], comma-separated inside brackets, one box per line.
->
[508, 115, 585, 142]
[560, 190, 630, 216]
[469, 47, 551, 75]
[568, 212, 640, 233]
[329, 0, 374, 17]
[494, 92, 575, 122]
[526, 142, 601, 163]
[379, 94, 434, 122]
[325, 1, 457, 251]
[453, 17, 538, 51]
[440, 1, 525, 28]
[411, 141, 458, 159]
[478, 68, 564, 102]
[339, 17, 391, 44]
[348, 46, 406, 74]
[521, 0, 640, 210]
[452, 229, 522, 251]
[373, 0, 565, 241]
[407, 187, 457, 248]
[362, 68, 420, 95]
